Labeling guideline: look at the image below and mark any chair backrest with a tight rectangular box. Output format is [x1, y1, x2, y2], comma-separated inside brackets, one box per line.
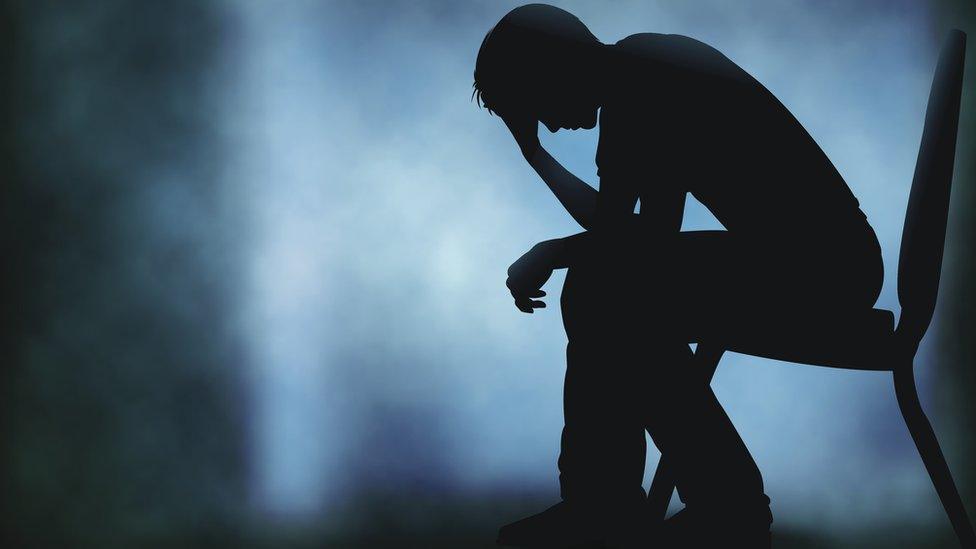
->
[896, 30, 967, 352]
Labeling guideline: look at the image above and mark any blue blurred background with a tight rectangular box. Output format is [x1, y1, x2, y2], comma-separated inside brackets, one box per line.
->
[1, 1, 973, 547]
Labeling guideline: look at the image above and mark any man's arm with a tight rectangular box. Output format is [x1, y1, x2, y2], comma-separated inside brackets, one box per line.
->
[525, 170, 642, 273]
[500, 111, 645, 312]
[526, 146, 599, 230]
[508, 213, 639, 312]
[502, 112, 643, 236]
[502, 114, 600, 230]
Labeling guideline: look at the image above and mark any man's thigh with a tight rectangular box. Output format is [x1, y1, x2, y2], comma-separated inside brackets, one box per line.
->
[559, 231, 796, 343]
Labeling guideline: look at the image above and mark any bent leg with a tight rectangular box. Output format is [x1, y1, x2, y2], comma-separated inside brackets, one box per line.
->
[641, 341, 769, 517]
[640, 230, 881, 519]
[556, 234, 769, 510]
[556, 229, 882, 518]
[558, 261, 649, 503]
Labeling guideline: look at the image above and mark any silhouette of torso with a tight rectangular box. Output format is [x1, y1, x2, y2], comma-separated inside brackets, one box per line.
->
[598, 33, 872, 251]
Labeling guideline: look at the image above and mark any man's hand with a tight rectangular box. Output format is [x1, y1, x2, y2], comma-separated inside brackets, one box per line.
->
[500, 111, 540, 160]
[506, 242, 555, 313]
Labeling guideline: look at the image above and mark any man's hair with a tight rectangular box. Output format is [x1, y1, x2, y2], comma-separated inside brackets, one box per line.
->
[473, 4, 600, 114]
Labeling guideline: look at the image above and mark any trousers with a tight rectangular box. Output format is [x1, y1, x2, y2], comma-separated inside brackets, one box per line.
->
[555, 228, 883, 517]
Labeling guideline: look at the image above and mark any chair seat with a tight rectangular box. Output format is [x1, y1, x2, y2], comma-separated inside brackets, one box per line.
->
[699, 308, 896, 371]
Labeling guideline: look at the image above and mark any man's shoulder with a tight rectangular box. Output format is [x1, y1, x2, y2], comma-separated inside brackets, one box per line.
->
[613, 32, 669, 49]
[614, 33, 721, 60]
[611, 32, 749, 85]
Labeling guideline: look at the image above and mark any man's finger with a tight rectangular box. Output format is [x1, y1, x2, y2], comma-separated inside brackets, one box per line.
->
[514, 297, 534, 313]
[528, 289, 546, 298]
[530, 300, 546, 309]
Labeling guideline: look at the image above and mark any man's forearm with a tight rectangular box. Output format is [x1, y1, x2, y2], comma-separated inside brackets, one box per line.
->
[536, 215, 644, 270]
[526, 146, 598, 230]
[535, 232, 589, 269]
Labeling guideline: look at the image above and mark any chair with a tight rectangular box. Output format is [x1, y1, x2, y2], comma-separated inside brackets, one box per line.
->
[647, 30, 973, 546]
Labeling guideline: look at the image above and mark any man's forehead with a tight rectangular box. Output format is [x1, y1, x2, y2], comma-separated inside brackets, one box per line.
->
[481, 88, 547, 115]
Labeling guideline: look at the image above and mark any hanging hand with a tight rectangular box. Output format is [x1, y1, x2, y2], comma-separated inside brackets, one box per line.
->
[506, 243, 555, 313]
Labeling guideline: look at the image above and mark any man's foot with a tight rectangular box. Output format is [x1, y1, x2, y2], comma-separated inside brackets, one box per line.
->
[659, 506, 772, 548]
[497, 500, 646, 548]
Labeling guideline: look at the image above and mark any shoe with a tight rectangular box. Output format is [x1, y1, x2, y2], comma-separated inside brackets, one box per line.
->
[497, 500, 647, 548]
[659, 506, 772, 548]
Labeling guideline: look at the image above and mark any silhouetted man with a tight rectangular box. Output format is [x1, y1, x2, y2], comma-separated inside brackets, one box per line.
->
[474, 4, 883, 548]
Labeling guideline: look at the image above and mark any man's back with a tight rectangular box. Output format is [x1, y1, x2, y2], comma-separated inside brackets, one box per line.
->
[598, 33, 869, 243]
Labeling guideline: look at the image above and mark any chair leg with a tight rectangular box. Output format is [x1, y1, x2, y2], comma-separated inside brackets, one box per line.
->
[893, 365, 976, 547]
[647, 344, 726, 521]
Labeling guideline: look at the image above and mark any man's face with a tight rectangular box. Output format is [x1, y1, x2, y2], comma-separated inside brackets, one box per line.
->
[531, 86, 599, 132]
[537, 102, 598, 132]
[486, 81, 598, 132]
[529, 87, 598, 133]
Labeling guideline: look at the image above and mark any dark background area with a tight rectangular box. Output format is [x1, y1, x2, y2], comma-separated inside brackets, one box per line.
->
[1, 1, 973, 547]
[939, 0, 976, 540]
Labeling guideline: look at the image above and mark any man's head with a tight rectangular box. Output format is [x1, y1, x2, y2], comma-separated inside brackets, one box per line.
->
[473, 4, 603, 131]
